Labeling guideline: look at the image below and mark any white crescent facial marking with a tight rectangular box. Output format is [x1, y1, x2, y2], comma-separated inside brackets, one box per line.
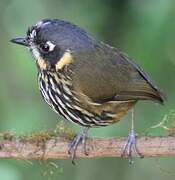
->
[28, 21, 55, 63]
[46, 41, 56, 52]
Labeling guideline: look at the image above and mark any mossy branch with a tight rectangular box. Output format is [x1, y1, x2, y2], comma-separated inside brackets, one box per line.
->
[0, 135, 175, 159]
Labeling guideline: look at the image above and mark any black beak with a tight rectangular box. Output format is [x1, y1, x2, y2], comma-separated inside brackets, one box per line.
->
[10, 37, 29, 47]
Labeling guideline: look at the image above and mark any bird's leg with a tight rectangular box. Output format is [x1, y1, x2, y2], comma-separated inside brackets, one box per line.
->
[68, 127, 89, 164]
[121, 108, 143, 164]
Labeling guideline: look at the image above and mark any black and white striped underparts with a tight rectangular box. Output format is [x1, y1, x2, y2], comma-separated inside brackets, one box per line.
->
[38, 69, 115, 127]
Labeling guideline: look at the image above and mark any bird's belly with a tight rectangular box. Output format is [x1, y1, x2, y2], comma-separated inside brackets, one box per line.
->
[81, 100, 137, 127]
[38, 72, 136, 127]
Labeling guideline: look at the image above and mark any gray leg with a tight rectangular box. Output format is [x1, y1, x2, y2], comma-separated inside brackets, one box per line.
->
[68, 127, 89, 164]
[122, 108, 143, 164]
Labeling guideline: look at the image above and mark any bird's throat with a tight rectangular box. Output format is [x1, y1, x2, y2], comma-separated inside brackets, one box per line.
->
[37, 58, 48, 70]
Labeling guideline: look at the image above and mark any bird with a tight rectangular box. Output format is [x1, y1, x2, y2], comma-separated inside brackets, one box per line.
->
[10, 19, 165, 163]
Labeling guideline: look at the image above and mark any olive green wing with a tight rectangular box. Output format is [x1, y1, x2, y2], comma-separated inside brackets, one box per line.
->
[72, 45, 165, 104]
[114, 51, 165, 104]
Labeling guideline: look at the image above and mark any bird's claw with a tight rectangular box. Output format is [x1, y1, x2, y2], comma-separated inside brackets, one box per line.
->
[68, 128, 89, 164]
[121, 131, 143, 164]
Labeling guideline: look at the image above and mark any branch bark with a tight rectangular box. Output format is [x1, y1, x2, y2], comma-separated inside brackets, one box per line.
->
[0, 136, 175, 159]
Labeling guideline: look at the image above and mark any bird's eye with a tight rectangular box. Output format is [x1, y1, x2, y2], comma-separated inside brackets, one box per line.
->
[39, 43, 50, 53]
[39, 41, 56, 54]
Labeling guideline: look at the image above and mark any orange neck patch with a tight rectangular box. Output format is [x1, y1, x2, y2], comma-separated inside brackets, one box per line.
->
[55, 51, 73, 70]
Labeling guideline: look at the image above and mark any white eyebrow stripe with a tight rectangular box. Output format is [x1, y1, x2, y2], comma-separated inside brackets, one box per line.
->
[46, 41, 56, 51]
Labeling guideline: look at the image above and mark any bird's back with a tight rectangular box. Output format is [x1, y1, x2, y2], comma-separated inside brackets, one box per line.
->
[71, 41, 165, 105]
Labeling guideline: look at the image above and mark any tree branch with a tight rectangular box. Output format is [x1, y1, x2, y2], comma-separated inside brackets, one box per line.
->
[0, 136, 175, 159]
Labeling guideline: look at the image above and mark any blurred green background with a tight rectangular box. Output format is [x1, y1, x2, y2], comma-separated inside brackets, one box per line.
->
[0, 0, 175, 179]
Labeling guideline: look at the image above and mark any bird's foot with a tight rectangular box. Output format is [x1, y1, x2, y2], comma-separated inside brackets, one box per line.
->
[121, 131, 143, 164]
[68, 127, 89, 164]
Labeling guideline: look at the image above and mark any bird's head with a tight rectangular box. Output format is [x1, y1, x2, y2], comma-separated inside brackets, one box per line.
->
[10, 19, 96, 71]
